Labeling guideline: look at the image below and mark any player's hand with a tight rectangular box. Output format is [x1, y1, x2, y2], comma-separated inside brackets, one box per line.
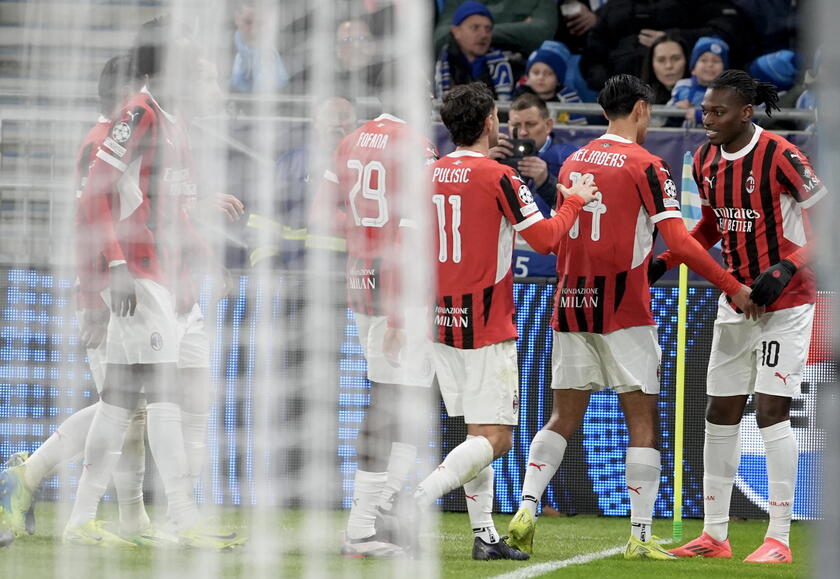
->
[750, 259, 797, 307]
[566, 4, 597, 36]
[109, 264, 137, 317]
[731, 284, 764, 321]
[558, 174, 598, 204]
[80, 308, 110, 348]
[215, 194, 245, 221]
[516, 156, 549, 187]
[638, 29, 666, 48]
[489, 136, 514, 161]
[383, 326, 405, 367]
[648, 257, 668, 284]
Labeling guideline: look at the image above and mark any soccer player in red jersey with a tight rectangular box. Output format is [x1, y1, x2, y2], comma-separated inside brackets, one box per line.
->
[58, 19, 242, 549]
[409, 82, 597, 561]
[310, 111, 439, 557]
[655, 70, 825, 564]
[507, 74, 759, 560]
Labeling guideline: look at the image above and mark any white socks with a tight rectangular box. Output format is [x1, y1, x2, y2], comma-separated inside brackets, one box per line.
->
[703, 420, 741, 541]
[519, 430, 567, 517]
[66, 402, 132, 528]
[626, 447, 661, 542]
[180, 410, 209, 484]
[112, 408, 150, 534]
[415, 435, 494, 505]
[146, 402, 199, 529]
[379, 442, 417, 511]
[761, 420, 797, 546]
[464, 464, 498, 544]
[346, 470, 387, 540]
[24, 403, 97, 489]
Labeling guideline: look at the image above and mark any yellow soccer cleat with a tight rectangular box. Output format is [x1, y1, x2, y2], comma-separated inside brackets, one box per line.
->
[178, 519, 247, 551]
[63, 520, 137, 548]
[623, 535, 677, 560]
[0, 465, 34, 536]
[506, 507, 537, 554]
[122, 525, 181, 548]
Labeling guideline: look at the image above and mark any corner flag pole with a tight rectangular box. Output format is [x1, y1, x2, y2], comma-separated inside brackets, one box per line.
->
[673, 151, 702, 541]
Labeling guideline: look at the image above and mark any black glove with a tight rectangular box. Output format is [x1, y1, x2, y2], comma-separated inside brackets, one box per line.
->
[648, 257, 668, 284]
[750, 259, 797, 307]
[109, 263, 137, 317]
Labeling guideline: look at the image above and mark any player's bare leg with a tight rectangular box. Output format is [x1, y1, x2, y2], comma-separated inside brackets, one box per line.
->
[508, 388, 589, 553]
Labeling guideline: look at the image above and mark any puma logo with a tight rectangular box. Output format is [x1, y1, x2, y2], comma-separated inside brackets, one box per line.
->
[465, 494, 478, 502]
[703, 176, 716, 188]
[774, 372, 791, 385]
[436, 465, 446, 472]
[627, 485, 642, 495]
[528, 462, 547, 471]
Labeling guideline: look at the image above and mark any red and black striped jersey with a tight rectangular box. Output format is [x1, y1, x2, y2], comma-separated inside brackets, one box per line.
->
[552, 134, 682, 333]
[694, 126, 824, 311]
[78, 87, 205, 308]
[432, 150, 545, 348]
[315, 114, 437, 316]
[75, 118, 111, 309]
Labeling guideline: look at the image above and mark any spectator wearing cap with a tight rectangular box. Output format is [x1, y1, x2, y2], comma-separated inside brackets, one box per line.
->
[434, 1, 515, 100]
[668, 36, 729, 126]
[749, 50, 799, 93]
[513, 41, 586, 125]
[434, 0, 558, 58]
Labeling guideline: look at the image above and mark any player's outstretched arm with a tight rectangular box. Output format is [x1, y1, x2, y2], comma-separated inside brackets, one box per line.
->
[657, 218, 763, 320]
[518, 179, 598, 254]
[648, 204, 722, 284]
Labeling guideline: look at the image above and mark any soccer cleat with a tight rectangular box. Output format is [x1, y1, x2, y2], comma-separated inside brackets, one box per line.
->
[472, 536, 530, 561]
[506, 507, 537, 554]
[177, 520, 247, 550]
[0, 465, 33, 536]
[63, 520, 137, 548]
[623, 535, 677, 560]
[743, 537, 793, 563]
[669, 532, 732, 558]
[3, 453, 36, 535]
[122, 525, 181, 548]
[0, 529, 13, 548]
[341, 533, 404, 558]
[374, 506, 401, 546]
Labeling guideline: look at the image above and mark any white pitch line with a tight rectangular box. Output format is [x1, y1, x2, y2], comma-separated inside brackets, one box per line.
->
[489, 539, 673, 579]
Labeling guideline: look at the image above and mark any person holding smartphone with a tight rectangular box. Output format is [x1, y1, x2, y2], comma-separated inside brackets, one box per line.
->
[489, 93, 578, 213]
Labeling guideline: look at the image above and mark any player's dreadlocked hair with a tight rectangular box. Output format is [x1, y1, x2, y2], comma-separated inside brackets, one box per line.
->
[132, 15, 193, 79]
[440, 82, 495, 147]
[98, 54, 134, 116]
[710, 69, 781, 117]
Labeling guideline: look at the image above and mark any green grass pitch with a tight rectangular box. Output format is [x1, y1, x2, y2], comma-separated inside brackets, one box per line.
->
[0, 504, 809, 578]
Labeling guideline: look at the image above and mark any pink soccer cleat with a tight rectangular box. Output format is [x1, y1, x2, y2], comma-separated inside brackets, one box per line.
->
[668, 532, 732, 558]
[743, 537, 793, 563]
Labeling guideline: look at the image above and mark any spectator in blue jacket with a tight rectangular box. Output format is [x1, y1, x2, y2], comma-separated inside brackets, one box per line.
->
[489, 93, 578, 212]
[435, 1, 514, 100]
[230, 1, 290, 92]
[669, 36, 729, 126]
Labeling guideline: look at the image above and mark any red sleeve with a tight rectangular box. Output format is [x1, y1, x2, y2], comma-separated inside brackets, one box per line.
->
[776, 145, 826, 208]
[660, 204, 721, 267]
[657, 218, 741, 296]
[636, 157, 682, 221]
[518, 195, 585, 254]
[306, 163, 348, 252]
[78, 105, 155, 264]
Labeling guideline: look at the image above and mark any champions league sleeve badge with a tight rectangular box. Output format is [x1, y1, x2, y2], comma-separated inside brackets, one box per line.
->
[111, 121, 132, 143]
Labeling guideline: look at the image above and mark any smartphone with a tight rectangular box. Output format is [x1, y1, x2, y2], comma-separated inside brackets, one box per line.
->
[560, 1, 583, 18]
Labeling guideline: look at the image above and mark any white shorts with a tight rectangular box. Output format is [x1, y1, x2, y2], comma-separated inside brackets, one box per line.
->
[433, 340, 519, 426]
[551, 325, 661, 394]
[86, 341, 107, 394]
[707, 296, 814, 397]
[177, 303, 210, 369]
[102, 278, 178, 365]
[353, 310, 435, 387]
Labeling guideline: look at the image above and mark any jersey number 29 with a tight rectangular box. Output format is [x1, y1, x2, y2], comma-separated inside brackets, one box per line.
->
[347, 159, 388, 227]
